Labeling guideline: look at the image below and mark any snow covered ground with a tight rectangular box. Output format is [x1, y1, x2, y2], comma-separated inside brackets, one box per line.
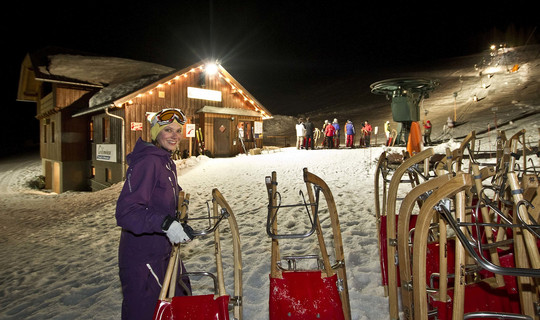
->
[0, 139, 467, 320]
[0, 45, 538, 319]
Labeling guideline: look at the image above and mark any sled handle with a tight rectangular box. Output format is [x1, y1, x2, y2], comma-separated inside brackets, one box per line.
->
[178, 271, 219, 295]
[184, 208, 230, 237]
[266, 189, 321, 240]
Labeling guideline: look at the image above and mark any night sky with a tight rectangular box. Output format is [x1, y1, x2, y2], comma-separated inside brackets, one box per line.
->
[5, 1, 538, 155]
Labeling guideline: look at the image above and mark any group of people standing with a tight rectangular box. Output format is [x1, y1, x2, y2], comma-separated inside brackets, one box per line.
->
[296, 118, 374, 149]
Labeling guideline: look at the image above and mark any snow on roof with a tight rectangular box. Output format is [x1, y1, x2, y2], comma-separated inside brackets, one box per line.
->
[38, 54, 175, 108]
[42, 54, 174, 86]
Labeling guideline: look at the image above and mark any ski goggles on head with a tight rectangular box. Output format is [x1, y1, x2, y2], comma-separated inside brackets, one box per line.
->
[149, 108, 187, 127]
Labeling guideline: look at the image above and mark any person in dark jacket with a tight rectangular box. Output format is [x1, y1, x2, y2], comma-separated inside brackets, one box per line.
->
[116, 108, 193, 320]
[332, 118, 341, 148]
[303, 117, 315, 150]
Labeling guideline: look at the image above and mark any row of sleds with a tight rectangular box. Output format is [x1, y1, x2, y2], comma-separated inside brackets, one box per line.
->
[375, 129, 540, 320]
[153, 168, 351, 319]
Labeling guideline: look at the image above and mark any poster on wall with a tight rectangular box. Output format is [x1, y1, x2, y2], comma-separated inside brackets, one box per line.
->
[254, 121, 263, 134]
[131, 122, 143, 131]
[185, 124, 196, 138]
[96, 144, 117, 162]
[254, 121, 263, 138]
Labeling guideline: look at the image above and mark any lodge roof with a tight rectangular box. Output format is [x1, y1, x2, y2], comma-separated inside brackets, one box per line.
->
[26, 46, 174, 89]
[21, 47, 272, 119]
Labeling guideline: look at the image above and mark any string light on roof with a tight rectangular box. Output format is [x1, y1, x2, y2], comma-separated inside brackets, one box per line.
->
[117, 64, 268, 118]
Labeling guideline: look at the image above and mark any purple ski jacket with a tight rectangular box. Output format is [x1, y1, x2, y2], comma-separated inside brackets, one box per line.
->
[116, 138, 179, 267]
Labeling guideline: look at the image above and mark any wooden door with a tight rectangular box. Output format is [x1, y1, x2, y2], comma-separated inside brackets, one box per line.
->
[213, 118, 230, 157]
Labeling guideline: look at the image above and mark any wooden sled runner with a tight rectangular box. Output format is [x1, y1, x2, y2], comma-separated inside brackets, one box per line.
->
[266, 168, 351, 320]
[153, 189, 243, 320]
[381, 148, 434, 319]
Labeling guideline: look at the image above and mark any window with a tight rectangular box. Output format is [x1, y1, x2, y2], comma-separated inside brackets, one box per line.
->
[105, 168, 112, 182]
[43, 124, 47, 143]
[89, 120, 94, 142]
[91, 166, 95, 178]
[51, 121, 55, 143]
[238, 121, 254, 142]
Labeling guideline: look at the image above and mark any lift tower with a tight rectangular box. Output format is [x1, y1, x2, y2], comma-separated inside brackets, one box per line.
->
[370, 78, 438, 145]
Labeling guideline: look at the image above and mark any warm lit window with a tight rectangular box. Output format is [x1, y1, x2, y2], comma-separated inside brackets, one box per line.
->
[105, 168, 112, 182]
[239, 121, 254, 142]
[89, 120, 94, 142]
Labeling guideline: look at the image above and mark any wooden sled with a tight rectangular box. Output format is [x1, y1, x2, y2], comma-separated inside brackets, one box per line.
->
[412, 170, 540, 319]
[266, 168, 350, 320]
[153, 189, 243, 320]
[384, 148, 434, 319]
[433, 131, 476, 173]
[396, 173, 454, 319]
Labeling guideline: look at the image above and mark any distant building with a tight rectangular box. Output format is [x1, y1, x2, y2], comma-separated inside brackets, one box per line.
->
[18, 47, 272, 193]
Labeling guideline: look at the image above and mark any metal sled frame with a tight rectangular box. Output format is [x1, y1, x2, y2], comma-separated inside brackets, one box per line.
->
[412, 171, 540, 320]
[153, 189, 243, 320]
[380, 129, 540, 320]
[266, 168, 351, 320]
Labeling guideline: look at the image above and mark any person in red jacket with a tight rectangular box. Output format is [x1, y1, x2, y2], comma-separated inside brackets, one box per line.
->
[324, 121, 335, 148]
[423, 120, 432, 145]
[362, 121, 373, 147]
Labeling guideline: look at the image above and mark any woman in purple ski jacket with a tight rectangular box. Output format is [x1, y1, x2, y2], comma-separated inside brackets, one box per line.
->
[116, 108, 192, 320]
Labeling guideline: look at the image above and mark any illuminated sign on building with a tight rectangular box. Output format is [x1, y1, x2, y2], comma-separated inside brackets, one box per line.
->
[187, 87, 222, 102]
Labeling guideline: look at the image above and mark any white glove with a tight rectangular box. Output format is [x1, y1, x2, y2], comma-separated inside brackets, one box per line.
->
[165, 220, 191, 244]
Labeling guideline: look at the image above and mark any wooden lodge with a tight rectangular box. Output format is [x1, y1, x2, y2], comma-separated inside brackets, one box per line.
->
[17, 47, 272, 192]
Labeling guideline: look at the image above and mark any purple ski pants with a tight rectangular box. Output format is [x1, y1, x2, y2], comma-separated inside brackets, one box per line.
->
[119, 258, 190, 320]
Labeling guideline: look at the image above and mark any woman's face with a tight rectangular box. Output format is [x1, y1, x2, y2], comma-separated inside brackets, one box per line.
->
[156, 122, 182, 152]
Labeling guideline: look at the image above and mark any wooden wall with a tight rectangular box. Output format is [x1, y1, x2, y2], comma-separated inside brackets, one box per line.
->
[40, 85, 93, 162]
[122, 67, 264, 157]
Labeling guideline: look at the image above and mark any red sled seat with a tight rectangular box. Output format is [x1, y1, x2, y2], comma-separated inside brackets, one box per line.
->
[269, 271, 345, 320]
[429, 280, 521, 320]
[379, 214, 419, 287]
[153, 295, 230, 320]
